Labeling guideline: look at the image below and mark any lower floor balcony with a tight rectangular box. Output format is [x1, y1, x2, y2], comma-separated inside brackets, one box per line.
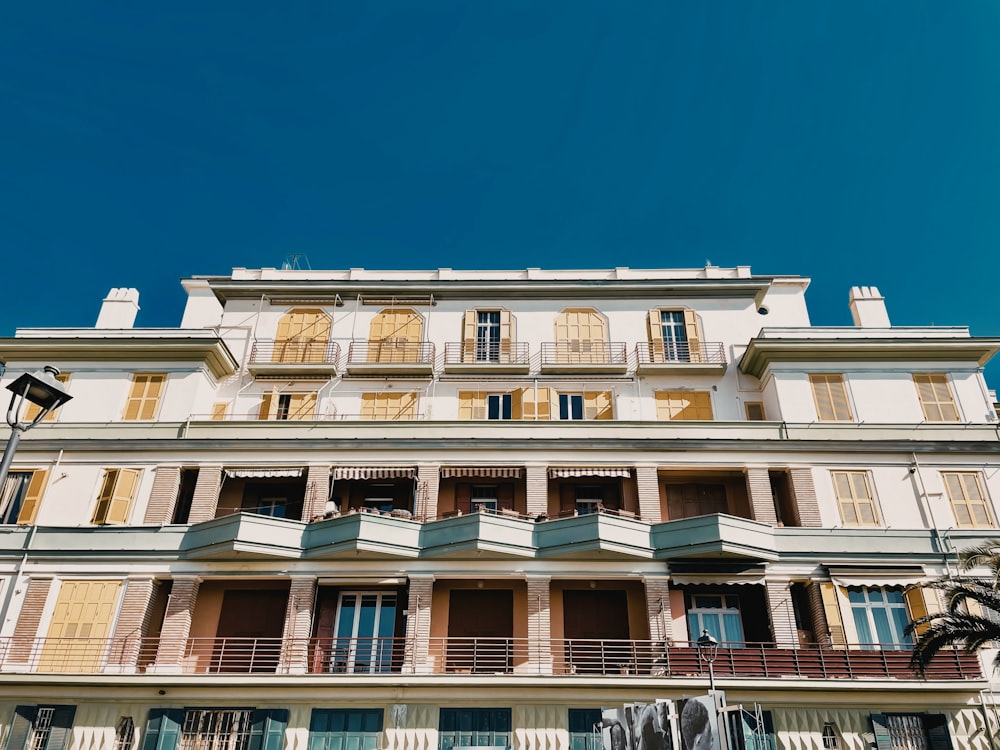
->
[0, 635, 981, 681]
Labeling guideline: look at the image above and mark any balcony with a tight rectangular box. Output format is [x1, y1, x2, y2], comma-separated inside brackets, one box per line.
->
[247, 340, 341, 376]
[3, 636, 980, 682]
[539, 342, 629, 374]
[635, 341, 727, 375]
[443, 342, 531, 374]
[345, 341, 435, 376]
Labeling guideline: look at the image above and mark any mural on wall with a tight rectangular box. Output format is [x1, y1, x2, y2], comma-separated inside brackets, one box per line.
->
[600, 702, 677, 750]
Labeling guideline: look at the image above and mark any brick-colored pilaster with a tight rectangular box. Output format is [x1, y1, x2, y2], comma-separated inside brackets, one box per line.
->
[143, 466, 182, 524]
[765, 580, 798, 647]
[789, 468, 822, 527]
[10, 577, 52, 661]
[746, 468, 778, 525]
[525, 465, 548, 518]
[302, 465, 332, 521]
[108, 577, 159, 669]
[186, 466, 223, 524]
[417, 464, 440, 521]
[643, 576, 673, 643]
[635, 466, 662, 522]
[526, 576, 551, 673]
[154, 576, 200, 671]
[280, 577, 316, 673]
[402, 575, 434, 674]
[808, 582, 830, 646]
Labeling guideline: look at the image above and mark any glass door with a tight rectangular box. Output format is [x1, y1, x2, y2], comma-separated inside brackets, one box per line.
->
[333, 592, 397, 673]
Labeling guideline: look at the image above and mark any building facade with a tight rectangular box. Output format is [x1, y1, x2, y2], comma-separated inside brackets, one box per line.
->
[0, 265, 998, 750]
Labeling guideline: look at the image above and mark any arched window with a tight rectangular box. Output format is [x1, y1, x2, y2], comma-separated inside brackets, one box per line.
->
[553, 308, 608, 363]
[273, 309, 331, 363]
[367, 309, 424, 363]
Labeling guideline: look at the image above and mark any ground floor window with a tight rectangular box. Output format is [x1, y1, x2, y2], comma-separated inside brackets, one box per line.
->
[308, 709, 383, 750]
[180, 710, 253, 750]
[142, 708, 287, 750]
[687, 593, 745, 646]
[871, 713, 951, 750]
[439, 708, 511, 750]
[8, 706, 76, 750]
[568, 709, 601, 750]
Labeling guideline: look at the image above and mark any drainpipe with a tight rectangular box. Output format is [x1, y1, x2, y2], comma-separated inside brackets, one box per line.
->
[911, 453, 953, 578]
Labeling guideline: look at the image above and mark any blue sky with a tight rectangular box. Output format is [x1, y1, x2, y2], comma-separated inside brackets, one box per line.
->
[2, 2, 999, 381]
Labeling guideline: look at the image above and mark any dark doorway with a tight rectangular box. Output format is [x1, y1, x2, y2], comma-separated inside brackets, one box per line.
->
[447, 589, 513, 673]
[563, 589, 631, 674]
[213, 589, 288, 672]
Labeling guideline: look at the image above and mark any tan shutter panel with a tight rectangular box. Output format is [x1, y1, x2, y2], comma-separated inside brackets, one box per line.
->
[584, 391, 613, 420]
[274, 312, 294, 362]
[258, 393, 272, 420]
[210, 402, 228, 420]
[122, 376, 143, 420]
[140, 375, 165, 419]
[471, 394, 486, 420]
[535, 387, 551, 420]
[647, 309, 664, 362]
[499, 310, 514, 362]
[458, 392, 475, 420]
[16, 470, 49, 524]
[463, 311, 477, 361]
[40, 580, 122, 672]
[288, 393, 317, 421]
[904, 587, 939, 636]
[92, 470, 118, 524]
[829, 376, 852, 421]
[682, 310, 703, 362]
[511, 388, 524, 420]
[398, 392, 417, 420]
[654, 391, 669, 420]
[105, 469, 141, 524]
[819, 582, 846, 648]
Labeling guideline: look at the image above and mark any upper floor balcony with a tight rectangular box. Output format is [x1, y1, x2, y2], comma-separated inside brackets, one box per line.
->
[635, 341, 727, 375]
[539, 342, 629, 374]
[442, 342, 531, 374]
[345, 341, 435, 376]
[248, 340, 341, 376]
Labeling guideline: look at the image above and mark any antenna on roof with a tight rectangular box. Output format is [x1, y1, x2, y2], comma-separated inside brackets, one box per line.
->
[281, 254, 311, 271]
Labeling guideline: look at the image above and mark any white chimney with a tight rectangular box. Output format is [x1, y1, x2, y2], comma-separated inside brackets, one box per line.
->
[848, 286, 890, 328]
[96, 288, 140, 329]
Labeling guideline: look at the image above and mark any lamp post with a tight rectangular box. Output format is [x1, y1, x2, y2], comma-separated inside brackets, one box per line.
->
[0, 366, 73, 489]
[696, 628, 720, 693]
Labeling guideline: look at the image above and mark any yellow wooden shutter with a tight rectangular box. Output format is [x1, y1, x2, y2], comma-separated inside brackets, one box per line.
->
[656, 391, 713, 420]
[258, 393, 272, 420]
[24, 373, 70, 422]
[361, 393, 376, 420]
[288, 393, 317, 421]
[462, 311, 477, 361]
[682, 310, 703, 362]
[913, 374, 959, 421]
[458, 392, 474, 420]
[811, 374, 852, 422]
[396, 392, 417, 420]
[40, 580, 122, 672]
[584, 391, 613, 420]
[511, 388, 524, 420]
[647, 309, 664, 362]
[499, 310, 514, 361]
[369, 309, 423, 362]
[210, 402, 228, 421]
[105, 469, 141, 524]
[819, 582, 846, 648]
[903, 587, 941, 637]
[520, 387, 551, 420]
[16, 470, 48, 524]
[123, 374, 165, 420]
[92, 470, 118, 524]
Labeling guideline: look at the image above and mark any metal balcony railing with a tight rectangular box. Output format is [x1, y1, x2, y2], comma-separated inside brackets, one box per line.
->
[540, 342, 628, 366]
[443, 342, 531, 366]
[636, 341, 726, 365]
[249, 340, 341, 366]
[347, 341, 435, 366]
[0, 636, 980, 680]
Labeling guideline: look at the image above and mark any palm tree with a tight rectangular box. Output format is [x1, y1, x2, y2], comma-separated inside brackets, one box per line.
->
[907, 540, 1000, 670]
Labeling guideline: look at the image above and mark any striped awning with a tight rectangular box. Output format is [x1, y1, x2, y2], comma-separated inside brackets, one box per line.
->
[828, 566, 927, 588]
[441, 467, 523, 479]
[333, 467, 416, 480]
[548, 467, 632, 478]
[670, 574, 765, 586]
[225, 468, 303, 479]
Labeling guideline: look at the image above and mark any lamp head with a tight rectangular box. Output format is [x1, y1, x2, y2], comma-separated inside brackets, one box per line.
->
[6, 366, 73, 411]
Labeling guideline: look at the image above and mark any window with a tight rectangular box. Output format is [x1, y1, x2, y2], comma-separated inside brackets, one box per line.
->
[809, 374, 852, 422]
[363, 485, 395, 515]
[554, 308, 609, 363]
[258, 392, 316, 421]
[719, 708, 776, 750]
[659, 310, 689, 360]
[870, 713, 951, 750]
[457, 392, 512, 420]
[568, 709, 602, 750]
[114, 717, 135, 750]
[559, 394, 584, 420]
[40, 580, 122, 672]
[655, 391, 714, 421]
[328, 594, 397, 673]
[92, 469, 142, 525]
[487, 394, 512, 420]
[309, 709, 383, 750]
[575, 486, 603, 515]
[821, 725, 839, 750]
[439, 708, 511, 750]
[943, 472, 994, 528]
[361, 392, 418, 421]
[143, 709, 287, 750]
[122, 374, 165, 421]
[472, 485, 499, 512]
[368, 308, 424, 363]
[6, 705, 76, 750]
[831, 471, 879, 527]
[273, 308, 330, 363]
[848, 587, 912, 649]
[476, 311, 501, 362]
[744, 402, 766, 421]
[686, 594, 745, 646]
[664, 483, 728, 520]
[913, 374, 960, 422]
[0, 470, 48, 525]
[23, 372, 70, 423]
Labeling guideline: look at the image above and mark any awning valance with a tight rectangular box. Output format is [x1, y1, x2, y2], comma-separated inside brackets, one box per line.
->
[828, 566, 927, 589]
[225, 468, 303, 479]
[441, 467, 523, 479]
[333, 467, 416, 480]
[670, 574, 765, 587]
[548, 467, 632, 478]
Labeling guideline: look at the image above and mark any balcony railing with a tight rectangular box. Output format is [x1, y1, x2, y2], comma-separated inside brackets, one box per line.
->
[1, 636, 980, 681]
[635, 341, 726, 366]
[346, 341, 436, 368]
[443, 342, 531, 368]
[249, 340, 341, 366]
[540, 342, 629, 369]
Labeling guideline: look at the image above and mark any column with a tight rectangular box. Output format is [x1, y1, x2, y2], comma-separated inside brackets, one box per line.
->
[745, 467, 778, 525]
[107, 577, 158, 671]
[789, 468, 822, 527]
[186, 466, 223, 524]
[525, 575, 551, 674]
[635, 466, 662, 522]
[280, 576, 317, 674]
[302, 465, 332, 521]
[143, 466, 181, 524]
[525, 465, 548, 518]
[10, 577, 52, 663]
[153, 576, 200, 672]
[402, 574, 434, 674]
[643, 576, 673, 643]
[417, 464, 440, 521]
[764, 580, 798, 647]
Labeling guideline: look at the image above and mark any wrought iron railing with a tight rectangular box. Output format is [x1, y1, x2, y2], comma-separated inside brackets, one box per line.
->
[347, 341, 435, 365]
[249, 340, 341, 366]
[443, 342, 530, 366]
[540, 342, 628, 366]
[636, 341, 726, 365]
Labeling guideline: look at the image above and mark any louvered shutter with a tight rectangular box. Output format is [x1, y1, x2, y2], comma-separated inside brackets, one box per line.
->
[682, 310, 703, 363]
[499, 310, 514, 362]
[819, 583, 846, 647]
[106, 469, 141, 524]
[142, 708, 183, 750]
[7, 705, 37, 750]
[584, 391, 613, 420]
[904, 587, 930, 636]
[45, 706, 77, 750]
[248, 709, 289, 750]
[462, 311, 477, 362]
[16, 470, 48, 524]
[288, 393, 317, 421]
[647, 309, 664, 363]
[92, 470, 119, 524]
[869, 714, 892, 750]
[924, 714, 951, 750]
[458, 392, 475, 420]
[511, 389, 524, 420]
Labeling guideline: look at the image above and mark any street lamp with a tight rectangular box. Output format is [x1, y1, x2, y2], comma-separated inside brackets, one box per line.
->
[696, 629, 720, 693]
[0, 366, 73, 488]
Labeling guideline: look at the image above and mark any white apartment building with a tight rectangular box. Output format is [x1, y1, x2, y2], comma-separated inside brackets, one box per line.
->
[0, 265, 997, 750]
